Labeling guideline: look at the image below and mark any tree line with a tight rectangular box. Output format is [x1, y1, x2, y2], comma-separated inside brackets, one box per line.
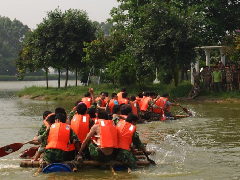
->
[11, 1, 240, 87]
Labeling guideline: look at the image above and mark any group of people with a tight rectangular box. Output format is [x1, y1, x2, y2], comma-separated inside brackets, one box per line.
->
[32, 87, 179, 175]
[193, 60, 240, 93]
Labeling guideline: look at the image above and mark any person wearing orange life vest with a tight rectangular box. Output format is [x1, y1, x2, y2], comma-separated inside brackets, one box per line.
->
[113, 104, 133, 125]
[160, 93, 179, 116]
[141, 91, 161, 120]
[130, 95, 140, 118]
[116, 113, 153, 172]
[37, 113, 81, 165]
[96, 92, 107, 111]
[87, 106, 98, 124]
[136, 92, 143, 111]
[118, 92, 130, 105]
[107, 93, 119, 114]
[78, 111, 118, 163]
[32, 111, 53, 161]
[71, 103, 95, 143]
[117, 87, 127, 103]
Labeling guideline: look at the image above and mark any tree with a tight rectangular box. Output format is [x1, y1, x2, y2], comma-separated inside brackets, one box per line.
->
[0, 16, 29, 75]
[16, 8, 97, 88]
[223, 30, 240, 62]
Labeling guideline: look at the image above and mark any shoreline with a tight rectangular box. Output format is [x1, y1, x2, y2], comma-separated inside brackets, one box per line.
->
[20, 94, 240, 103]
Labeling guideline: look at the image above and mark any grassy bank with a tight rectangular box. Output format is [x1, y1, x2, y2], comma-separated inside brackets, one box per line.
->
[17, 82, 193, 101]
[17, 81, 240, 101]
[0, 75, 76, 81]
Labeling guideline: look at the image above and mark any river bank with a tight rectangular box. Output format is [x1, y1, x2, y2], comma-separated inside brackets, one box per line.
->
[17, 83, 240, 103]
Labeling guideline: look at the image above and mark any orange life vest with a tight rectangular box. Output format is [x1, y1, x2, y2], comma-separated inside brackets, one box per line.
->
[119, 98, 128, 105]
[160, 97, 169, 112]
[116, 121, 136, 151]
[141, 97, 151, 111]
[104, 97, 109, 104]
[71, 114, 90, 142]
[108, 99, 116, 113]
[97, 119, 118, 148]
[95, 97, 107, 107]
[45, 123, 74, 151]
[152, 99, 162, 114]
[130, 100, 139, 115]
[136, 98, 143, 111]
[82, 97, 91, 108]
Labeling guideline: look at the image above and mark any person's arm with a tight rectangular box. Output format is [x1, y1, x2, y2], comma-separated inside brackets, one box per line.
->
[89, 87, 95, 104]
[78, 125, 97, 155]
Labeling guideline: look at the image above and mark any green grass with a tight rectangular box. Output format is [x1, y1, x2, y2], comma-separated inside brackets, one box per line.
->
[17, 82, 240, 101]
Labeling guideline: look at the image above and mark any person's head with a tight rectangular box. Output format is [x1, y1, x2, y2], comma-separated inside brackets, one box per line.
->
[138, 92, 143, 98]
[84, 92, 91, 97]
[55, 113, 66, 123]
[74, 100, 82, 106]
[143, 91, 149, 97]
[76, 102, 87, 115]
[55, 107, 67, 118]
[98, 111, 109, 120]
[149, 91, 156, 98]
[87, 107, 96, 118]
[131, 95, 136, 101]
[111, 93, 118, 99]
[121, 87, 126, 92]
[105, 92, 109, 97]
[112, 105, 120, 114]
[194, 82, 199, 87]
[126, 113, 139, 125]
[226, 66, 230, 71]
[193, 68, 196, 72]
[120, 104, 132, 115]
[122, 92, 128, 99]
[214, 67, 219, 71]
[43, 111, 52, 120]
[100, 92, 106, 100]
[46, 113, 56, 125]
[161, 93, 169, 98]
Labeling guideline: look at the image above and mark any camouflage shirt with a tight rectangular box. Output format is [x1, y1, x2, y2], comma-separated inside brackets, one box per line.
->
[38, 125, 80, 163]
[37, 123, 47, 136]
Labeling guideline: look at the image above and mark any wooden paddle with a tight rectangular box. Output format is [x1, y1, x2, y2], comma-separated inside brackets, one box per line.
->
[0, 140, 33, 158]
[19, 146, 39, 158]
[171, 99, 193, 116]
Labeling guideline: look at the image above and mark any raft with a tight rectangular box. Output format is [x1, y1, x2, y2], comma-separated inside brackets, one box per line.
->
[139, 114, 189, 123]
[20, 150, 154, 169]
[20, 159, 151, 168]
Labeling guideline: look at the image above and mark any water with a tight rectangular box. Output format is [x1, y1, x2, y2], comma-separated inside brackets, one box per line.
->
[0, 81, 240, 180]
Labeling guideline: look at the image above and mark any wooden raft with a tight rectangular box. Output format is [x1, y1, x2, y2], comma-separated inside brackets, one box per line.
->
[20, 150, 153, 168]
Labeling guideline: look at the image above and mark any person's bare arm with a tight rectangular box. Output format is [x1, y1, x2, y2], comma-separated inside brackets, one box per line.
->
[78, 125, 98, 155]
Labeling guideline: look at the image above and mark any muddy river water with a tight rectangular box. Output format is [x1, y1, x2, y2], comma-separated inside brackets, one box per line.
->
[0, 81, 240, 180]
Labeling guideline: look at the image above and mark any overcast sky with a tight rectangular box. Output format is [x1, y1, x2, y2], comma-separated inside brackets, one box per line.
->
[0, 0, 119, 29]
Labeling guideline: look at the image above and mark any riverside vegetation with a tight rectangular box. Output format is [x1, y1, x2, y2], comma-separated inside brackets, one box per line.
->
[17, 81, 240, 102]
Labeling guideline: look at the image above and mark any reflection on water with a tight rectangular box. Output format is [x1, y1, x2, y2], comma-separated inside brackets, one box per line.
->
[0, 81, 240, 179]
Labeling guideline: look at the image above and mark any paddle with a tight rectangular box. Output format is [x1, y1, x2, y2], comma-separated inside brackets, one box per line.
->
[20, 146, 39, 158]
[0, 140, 33, 158]
[171, 99, 193, 116]
[142, 150, 156, 165]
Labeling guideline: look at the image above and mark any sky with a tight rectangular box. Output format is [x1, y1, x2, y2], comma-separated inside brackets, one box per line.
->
[0, 0, 119, 29]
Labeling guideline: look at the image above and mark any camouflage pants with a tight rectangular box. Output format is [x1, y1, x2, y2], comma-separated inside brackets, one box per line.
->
[43, 149, 76, 163]
[140, 111, 161, 121]
[116, 149, 138, 170]
[88, 142, 113, 162]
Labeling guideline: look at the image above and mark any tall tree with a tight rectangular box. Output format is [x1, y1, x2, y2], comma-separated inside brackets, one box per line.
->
[16, 8, 97, 88]
[0, 16, 29, 75]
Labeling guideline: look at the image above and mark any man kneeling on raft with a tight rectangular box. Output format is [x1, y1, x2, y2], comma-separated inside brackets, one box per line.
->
[78, 111, 118, 163]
